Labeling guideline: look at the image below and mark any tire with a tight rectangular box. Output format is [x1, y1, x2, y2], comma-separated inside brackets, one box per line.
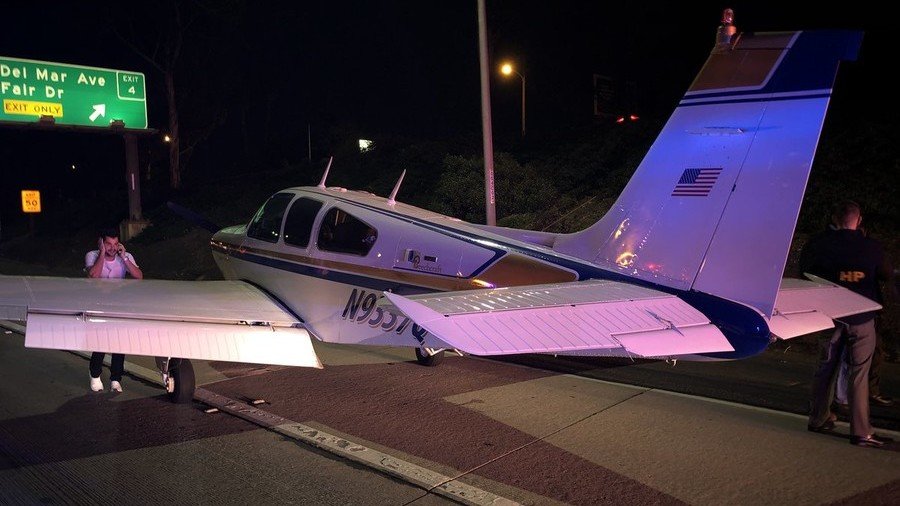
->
[415, 348, 445, 367]
[167, 359, 196, 404]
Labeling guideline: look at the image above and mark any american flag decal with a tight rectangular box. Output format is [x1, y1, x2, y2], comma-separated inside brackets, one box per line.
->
[671, 168, 723, 197]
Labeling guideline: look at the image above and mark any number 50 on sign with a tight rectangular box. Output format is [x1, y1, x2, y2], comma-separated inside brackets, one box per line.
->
[21, 190, 41, 213]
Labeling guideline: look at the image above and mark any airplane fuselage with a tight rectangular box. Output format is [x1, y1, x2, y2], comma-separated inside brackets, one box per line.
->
[210, 186, 770, 360]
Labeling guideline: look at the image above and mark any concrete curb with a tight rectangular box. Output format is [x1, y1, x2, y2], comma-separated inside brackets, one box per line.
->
[0, 321, 26, 334]
[193, 388, 519, 506]
[55, 340, 520, 506]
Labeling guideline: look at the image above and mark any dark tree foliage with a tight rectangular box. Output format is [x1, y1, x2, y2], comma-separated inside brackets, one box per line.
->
[429, 152, 555, 226]
[107, 0, 247, 189]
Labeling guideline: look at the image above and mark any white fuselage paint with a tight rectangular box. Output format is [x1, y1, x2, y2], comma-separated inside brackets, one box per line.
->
[211, 186, 584, 353]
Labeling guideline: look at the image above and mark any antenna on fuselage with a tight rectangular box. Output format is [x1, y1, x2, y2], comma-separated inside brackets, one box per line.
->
[317, 156, 333, 189]
[386, 169, 406, 206]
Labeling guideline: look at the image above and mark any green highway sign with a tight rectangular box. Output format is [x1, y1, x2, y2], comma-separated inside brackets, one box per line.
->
[0, 56, 147, 129]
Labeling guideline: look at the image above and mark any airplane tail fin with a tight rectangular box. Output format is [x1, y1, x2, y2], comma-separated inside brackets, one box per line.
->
[553, 30, 862, 318]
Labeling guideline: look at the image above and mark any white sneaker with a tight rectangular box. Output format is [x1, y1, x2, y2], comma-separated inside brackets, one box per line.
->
[110, 381, 123, 393]
[90, 376, 104, 392]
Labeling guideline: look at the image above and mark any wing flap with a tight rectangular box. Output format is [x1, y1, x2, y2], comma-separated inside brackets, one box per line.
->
[770, 275, 881, 339]
[2, 275, 321, 368]
[383, 280, 733, 357]
[25, 314, 322, 368]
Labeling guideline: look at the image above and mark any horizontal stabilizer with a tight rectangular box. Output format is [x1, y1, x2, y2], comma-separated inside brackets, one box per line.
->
[767, 310, 834, 341]
[769, 275, 882, 339]
[616, 326, 736, 357]
[383, 280, 733, 358]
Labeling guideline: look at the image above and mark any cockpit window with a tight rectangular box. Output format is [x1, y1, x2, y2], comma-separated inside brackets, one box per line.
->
[283, 197, 323, 248]
[247, 192, 294, 243]
[317, 207, 377, 256]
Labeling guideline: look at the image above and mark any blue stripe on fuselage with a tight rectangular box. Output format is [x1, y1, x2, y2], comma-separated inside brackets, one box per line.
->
[309, 193, 770, 359]
[223, 247, 432, 294]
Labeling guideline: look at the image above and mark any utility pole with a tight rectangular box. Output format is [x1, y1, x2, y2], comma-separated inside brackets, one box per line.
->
[477, 0, 496, 226]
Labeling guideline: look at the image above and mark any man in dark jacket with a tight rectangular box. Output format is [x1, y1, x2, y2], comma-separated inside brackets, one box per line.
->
[803, 201, 893, 448]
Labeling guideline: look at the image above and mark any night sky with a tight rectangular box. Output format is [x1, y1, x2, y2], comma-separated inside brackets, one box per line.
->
[0, 1, 894, 230]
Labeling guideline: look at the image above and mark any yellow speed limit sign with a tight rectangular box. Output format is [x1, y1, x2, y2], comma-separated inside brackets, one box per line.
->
[21, 190, 41, 213]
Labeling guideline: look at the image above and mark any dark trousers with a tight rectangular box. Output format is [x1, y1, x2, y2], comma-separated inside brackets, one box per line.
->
[809, 320, 876, 437]
[835, 335, 884, 403]
[90, 353, 125, 382]
[870, 337, 884, 397]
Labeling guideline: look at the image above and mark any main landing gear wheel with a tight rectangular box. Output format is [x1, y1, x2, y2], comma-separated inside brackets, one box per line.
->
[156, 357, 196, 404]
[415, 347, 445, 366]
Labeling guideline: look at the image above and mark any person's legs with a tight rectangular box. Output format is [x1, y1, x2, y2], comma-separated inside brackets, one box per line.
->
[846, 320, 877, 438]
[89, 352, 105, 391]
[870, 336, 883, 397]
[835, 348, 849, 405]
[109, 354, 125, 382]
[89, 352, 105, 378]
[866, 335, 895, 407]
[809, 326, 844, 428]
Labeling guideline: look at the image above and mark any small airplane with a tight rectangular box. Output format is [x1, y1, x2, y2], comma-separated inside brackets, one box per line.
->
[1, 26, 876, 403]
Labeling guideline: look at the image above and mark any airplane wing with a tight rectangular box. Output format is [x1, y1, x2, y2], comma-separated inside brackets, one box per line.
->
[768, 275, 882, 340]
[382, 279, 734, 358]
[0, 276, 322, 368]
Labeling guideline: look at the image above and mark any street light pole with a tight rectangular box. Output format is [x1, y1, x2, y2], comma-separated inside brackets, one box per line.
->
[477, 0, 496, 226]
[500, 63, 526, 137]
[517, 71, 526, 137]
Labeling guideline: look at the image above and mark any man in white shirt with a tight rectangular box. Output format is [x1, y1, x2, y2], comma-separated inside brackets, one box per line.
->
[85, 228, 143, 392]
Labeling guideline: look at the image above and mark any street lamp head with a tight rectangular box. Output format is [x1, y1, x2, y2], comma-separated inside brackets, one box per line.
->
[500, 63, 513, 76]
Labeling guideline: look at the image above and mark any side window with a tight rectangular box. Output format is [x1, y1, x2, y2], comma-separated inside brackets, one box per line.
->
[283, 198, 323, 248]
[317, 208, 378, 256]
[247, 193, 294, 243]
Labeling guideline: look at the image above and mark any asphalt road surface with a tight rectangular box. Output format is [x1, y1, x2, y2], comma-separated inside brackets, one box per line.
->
[0, 330, 456, 505]
[2, 323, 899, 505]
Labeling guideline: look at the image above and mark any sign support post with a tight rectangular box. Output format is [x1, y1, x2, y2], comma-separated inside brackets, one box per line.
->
[2, 56, 152, 239]
[121, 133, 148, 240]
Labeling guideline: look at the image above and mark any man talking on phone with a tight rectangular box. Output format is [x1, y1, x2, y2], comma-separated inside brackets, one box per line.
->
[85, 227, 143, 392]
